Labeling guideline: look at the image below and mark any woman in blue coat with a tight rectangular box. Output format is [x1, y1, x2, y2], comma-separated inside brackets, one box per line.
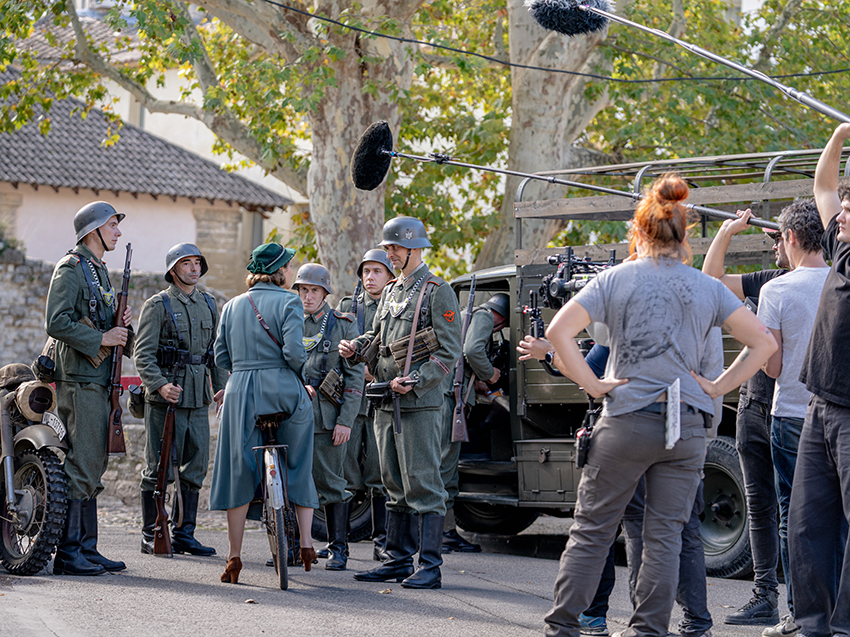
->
[211, 243, 319, 584]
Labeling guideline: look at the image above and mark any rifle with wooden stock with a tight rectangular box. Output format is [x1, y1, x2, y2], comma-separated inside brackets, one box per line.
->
[451, 275, 476, 443]
[107, 243, 132, 456]
[153, 362, 183, 557]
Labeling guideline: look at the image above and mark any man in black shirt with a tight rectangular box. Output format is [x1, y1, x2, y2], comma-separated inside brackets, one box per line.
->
[789, 122, 850, 637]
[703, 210, 787, 626]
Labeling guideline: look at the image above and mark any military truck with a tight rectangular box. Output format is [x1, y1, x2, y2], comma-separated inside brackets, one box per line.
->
[447, 147, 850, 579]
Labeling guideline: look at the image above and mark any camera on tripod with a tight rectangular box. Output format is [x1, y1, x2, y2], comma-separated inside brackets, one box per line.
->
[540, 247, 618, 309]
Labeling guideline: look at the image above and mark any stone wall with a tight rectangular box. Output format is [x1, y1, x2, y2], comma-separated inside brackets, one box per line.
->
[0, 246, 228, 508]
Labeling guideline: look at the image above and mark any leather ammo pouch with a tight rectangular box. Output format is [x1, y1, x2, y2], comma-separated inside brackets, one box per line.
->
[361, 334, 381, 375]
[127, 384, 145, 419]
[319, 367, 344, 409]
[388, 327, 438, 369]
[78, 316, 113, 368]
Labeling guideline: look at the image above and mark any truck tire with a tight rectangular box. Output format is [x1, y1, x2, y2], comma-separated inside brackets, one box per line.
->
[702, 436, 753, 579]
[454, 501, 540, 535]
[311, 491, 373, 543]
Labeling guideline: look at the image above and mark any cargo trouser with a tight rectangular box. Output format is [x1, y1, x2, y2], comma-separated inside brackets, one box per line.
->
[374, 407, 447, 516]
[55, 381, 110, 501]
[343, 413, 384, 496]
[312, 431, 351, 508]
[140, 402, 211, 493]
[544, 408, 706, 637]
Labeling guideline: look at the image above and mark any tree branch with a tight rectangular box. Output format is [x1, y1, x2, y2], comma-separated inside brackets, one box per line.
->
[754, 0, 803, 72]
[604, 42, 695, 78]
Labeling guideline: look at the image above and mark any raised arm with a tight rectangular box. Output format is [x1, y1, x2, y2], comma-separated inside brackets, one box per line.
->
[814, 123, 850, 228]
[702, 209, 755, 301]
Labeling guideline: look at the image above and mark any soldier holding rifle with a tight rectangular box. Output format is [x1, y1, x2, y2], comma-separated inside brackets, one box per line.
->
[134, 244, 226, 557]
[339, 216, 461, 590]
[45, 202, 133, 576]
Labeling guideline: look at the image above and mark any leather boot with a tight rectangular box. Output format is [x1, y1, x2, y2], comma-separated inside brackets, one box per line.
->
[80, 499, 126, 571]
[53, 500, 106, 576]
[402, 513, 444, 589]
[354, 510, 416, 582]
[171, 490, 216, 556]
[371, 495, 389, 561]
[140, 491, 158, 555]
[325, 501, 349, 571]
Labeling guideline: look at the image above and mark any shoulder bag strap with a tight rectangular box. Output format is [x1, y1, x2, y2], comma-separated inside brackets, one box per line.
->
[402, 277, 433, 378]
[246, 292, 281, 349]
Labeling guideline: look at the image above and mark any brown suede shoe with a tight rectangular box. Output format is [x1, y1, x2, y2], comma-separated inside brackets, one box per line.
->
[300, 547, 317, 572]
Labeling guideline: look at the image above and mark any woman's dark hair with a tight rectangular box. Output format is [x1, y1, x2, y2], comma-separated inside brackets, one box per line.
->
[778, 199, 823, 253]
[246, 268, 287, 289]
[838, 179, 850, 203]
[629, 174, 692, 264]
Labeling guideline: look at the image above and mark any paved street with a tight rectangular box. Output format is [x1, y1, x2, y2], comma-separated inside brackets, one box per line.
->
[0, 504, 788, 637]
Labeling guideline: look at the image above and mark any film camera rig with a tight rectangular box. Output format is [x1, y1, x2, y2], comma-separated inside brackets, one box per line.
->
[539, 247, 619, 310]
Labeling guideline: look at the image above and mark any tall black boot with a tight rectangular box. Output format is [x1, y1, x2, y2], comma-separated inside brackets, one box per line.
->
[325, 501, 349, 571]
[140, 491, 158, 555]
[171, 490, 216, 556]
[53, 500, 106, 576]
[353, 510, 417, 582]
[402, 513, 444, 589]
[442, 508, 481, 553]
[80, 499, 126, 571]
[371, 495, 389, 562]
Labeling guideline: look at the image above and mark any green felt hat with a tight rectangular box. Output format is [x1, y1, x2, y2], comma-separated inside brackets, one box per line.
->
[247, 243, 295, 275]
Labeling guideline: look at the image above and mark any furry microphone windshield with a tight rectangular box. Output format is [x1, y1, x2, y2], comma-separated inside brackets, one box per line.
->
[524, 0, 611, 36]
[350, 121, 394, 191]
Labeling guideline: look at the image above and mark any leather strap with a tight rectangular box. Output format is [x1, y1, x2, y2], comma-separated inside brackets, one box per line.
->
[403, 278, 432, 378]
[246, 292, 281, 348]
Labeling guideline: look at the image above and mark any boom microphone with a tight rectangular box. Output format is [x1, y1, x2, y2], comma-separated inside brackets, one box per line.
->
[349, 121, 779, 229]
[524, 0, 850, 124]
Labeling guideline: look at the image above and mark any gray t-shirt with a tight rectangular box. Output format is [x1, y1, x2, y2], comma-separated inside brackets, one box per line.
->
[757, 265, 830, 419]
[572, 258, 742, 418]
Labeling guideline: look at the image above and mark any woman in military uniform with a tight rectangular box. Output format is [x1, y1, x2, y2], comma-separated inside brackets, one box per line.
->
[294, 263, 364, 571]
[210, 243, 319, 584]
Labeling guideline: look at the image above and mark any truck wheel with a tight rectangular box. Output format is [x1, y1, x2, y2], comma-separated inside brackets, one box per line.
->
[454, 501, 540, 535]
[311, 491, 373, 543]
[702, 436, 753, 579]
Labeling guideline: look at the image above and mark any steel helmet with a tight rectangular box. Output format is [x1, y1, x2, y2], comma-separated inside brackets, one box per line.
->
[357, 248, 394, 277]
[165, 243, 209, 283]
[483, 293, 510, 319]
[74, 201, 125, 243]
[293, 263, 332, 295]
[379, 216, 431, 249]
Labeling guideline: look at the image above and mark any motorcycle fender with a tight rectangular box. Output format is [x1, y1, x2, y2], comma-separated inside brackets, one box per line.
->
[13, 424, 69, 454]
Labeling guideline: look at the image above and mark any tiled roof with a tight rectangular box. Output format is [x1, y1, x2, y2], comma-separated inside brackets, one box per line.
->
[19, 16, 142, 66]
[0, 69, 291, 211]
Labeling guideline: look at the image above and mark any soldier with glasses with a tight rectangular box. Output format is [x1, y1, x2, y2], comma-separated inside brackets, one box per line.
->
[340, 216, 461, 589]
[134, 243, 227, 557]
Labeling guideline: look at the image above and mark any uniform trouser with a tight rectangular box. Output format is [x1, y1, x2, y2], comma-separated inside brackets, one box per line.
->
[374, 407, 447, 516]
[622, 478, 712, 635]
[313, 430, 351, 508]
[140, 402, 210, 493]
[55, 381, 110, 501]
[735, 394, 780, 593]
[439, 395, 462, 511]
[789, 395, 850, 637]
[343, 413, 384, 496]
[771, 415, 803, 613]
[544, 409, 705, 637]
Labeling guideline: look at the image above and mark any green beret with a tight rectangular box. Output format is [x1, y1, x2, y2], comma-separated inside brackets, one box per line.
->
[247, 243, 296, 275]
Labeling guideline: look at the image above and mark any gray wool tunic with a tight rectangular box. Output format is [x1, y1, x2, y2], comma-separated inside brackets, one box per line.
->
[209, 282, 319, 511]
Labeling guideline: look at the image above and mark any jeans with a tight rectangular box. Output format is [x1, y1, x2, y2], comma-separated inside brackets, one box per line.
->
[622, 478, 712, 635]
[736, 394, 780, 593]
[788, 396, 850, 637]
[771, 415, 803, 613]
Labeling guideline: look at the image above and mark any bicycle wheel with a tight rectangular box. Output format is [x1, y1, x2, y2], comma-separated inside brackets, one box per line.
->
[271, 506, 288, 590]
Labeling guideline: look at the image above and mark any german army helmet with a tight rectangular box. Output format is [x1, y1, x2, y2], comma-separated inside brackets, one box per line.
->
[165, 243, 209, 283]
[293, 263, 333, 295]
[73, 201, 125, 243]
[357, 248, 394, 277]
[379, 216, 432, 249]
[483, 293, 510, 319]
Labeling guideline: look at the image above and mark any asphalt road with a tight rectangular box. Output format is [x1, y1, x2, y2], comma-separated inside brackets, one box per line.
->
[0, 507, 789, 637]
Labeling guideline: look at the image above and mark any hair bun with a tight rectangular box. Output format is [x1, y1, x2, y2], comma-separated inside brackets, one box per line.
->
[654, 175, 689, 204]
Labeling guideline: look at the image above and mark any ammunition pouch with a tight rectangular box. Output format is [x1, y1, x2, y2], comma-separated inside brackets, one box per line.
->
[78, 316, 113, 368]
[361, 334, 381, 375]
[156, 346, 213, 369]
[318, 368, 345, 409]
[385, 327, 439, 369]
[128, 384, 146, 419]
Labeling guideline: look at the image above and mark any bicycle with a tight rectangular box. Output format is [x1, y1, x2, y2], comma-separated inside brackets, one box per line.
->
[253, 413, 298, 590]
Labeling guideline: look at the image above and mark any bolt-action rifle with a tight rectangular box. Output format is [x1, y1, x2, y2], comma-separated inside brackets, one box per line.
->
[107, 243, 132, 455]
[451, 276, 477, 443]
[153, 360, 185, 557]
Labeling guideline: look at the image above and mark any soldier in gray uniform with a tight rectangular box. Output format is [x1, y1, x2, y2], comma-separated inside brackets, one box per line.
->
[340, 216, 461, 589]
[45, 201, 133, 576]
[294, 264, 364, 571]
[440, 293, 509, 553]
[134, 244, 227, 556]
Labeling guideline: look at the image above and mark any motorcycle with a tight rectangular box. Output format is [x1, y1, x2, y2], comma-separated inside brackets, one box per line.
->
[0, 359, 69, 575]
